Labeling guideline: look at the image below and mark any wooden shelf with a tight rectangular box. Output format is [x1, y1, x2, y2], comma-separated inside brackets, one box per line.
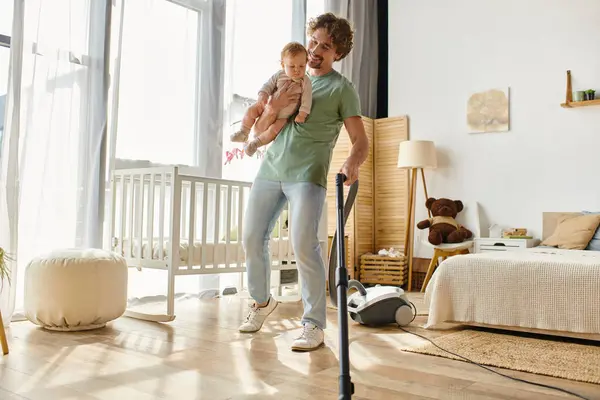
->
[562, 70, 598, 108]
[561, 99, 600, 108]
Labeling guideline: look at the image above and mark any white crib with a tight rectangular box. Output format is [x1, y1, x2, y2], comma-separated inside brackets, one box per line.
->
[107, 164, 327, 322]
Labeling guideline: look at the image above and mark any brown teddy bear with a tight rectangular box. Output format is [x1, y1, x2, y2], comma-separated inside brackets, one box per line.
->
[417, 197, 473, 245]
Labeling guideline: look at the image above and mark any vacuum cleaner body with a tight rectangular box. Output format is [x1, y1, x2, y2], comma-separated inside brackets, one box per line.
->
[347, 283, 416, 327]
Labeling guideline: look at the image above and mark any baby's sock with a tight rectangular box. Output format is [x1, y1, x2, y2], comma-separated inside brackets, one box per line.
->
[244, 137, 264, 157]
[230, 128, 249, 143]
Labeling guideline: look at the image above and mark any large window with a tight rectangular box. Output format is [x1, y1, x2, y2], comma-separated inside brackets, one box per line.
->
[222, 0, 325, 182]
[114, 0, 203, 166]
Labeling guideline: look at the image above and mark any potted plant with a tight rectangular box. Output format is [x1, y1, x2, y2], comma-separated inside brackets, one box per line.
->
[0, 248, 12, 289]
[586, 89, 596, 100]
[0, 247, 11, 354]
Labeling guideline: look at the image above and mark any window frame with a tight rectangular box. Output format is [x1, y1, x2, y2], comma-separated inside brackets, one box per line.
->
[168, 0, 210, 166]
[110, 0, 208, 167]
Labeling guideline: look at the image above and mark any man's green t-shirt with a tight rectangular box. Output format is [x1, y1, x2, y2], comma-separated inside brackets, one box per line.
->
[256, 69, 361, 188]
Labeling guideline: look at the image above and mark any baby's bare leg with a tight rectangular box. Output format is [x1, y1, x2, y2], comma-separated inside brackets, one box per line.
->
[244, 118, 288, 156]
[253, 105, 279, 136]
[257, 118, 287, 145]
[231, 102, 265, 142]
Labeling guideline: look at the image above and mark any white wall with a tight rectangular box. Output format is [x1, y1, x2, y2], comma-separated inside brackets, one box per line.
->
[389, 0, 600, 258]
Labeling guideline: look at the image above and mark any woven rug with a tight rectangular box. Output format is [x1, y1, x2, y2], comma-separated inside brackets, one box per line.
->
[401, 328, 600, 384]
[406, 293, 429, 316]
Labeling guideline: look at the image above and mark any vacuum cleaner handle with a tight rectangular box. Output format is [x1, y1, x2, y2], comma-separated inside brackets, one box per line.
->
[334, 173, 355, 400]
[328, 175, 359, 307]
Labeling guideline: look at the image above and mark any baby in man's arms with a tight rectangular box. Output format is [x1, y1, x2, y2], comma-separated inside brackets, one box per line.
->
[230, 42, 312, 156]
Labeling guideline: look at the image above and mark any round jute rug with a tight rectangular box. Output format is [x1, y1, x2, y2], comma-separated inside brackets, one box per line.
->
[401, 328, 600, 384]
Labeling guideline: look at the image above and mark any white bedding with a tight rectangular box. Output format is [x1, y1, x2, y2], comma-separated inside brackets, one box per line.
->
[114, 237, 293, 266]
[424, 248, 600, 334]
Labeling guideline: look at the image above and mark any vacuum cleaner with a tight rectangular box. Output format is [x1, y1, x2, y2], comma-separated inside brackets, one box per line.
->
[329, 173, 417, 399]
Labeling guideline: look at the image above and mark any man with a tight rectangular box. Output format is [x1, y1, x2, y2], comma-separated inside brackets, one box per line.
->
[239, 13, 369, 352]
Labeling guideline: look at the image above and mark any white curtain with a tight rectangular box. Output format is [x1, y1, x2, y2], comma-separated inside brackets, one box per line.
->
[0, 0, 109, 322]
[325, 0, 379, 118]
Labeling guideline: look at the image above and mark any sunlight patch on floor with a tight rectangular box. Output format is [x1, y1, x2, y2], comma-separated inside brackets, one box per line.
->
[230, 340, 280, 396]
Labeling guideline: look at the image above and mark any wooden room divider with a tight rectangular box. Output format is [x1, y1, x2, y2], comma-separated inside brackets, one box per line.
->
[326, 115, 409, 280]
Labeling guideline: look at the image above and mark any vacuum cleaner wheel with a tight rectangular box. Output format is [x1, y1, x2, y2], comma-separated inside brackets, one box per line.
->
[395, 303, 416, 326]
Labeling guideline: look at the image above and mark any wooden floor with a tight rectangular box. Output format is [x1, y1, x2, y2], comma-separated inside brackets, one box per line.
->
[1, 293, 599, 400]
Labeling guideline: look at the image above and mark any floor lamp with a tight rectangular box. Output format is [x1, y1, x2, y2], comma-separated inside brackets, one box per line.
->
[397, 140, 437, 291]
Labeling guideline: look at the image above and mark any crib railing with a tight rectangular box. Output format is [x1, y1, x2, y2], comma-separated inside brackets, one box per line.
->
[108, 166, 295, 275]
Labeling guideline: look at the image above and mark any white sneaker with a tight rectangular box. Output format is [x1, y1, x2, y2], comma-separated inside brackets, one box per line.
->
[291, 322, 324, 351]
[238, 296, 278, 333]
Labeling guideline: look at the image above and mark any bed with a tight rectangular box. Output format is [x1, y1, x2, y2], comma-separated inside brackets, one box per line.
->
[107, 164, 328, 322]
[424, 211, 600, 340]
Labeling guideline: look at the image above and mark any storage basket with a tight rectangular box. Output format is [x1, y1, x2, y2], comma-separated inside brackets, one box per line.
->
[359, 253, 408, 286]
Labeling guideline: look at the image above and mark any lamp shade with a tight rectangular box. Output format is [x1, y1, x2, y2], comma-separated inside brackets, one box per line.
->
[397, 140, 437, 169]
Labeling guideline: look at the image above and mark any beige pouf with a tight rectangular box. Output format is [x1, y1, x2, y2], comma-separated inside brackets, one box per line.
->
[24, 248, 128, 331]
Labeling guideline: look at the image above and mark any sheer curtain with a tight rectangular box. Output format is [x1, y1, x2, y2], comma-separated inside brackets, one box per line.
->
[0, 0, 109, 322]
[0, 1, 13, 144]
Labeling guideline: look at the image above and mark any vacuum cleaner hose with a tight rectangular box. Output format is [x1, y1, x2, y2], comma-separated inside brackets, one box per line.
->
[348, 280, 367, 296]
[327, 178, 359, 308]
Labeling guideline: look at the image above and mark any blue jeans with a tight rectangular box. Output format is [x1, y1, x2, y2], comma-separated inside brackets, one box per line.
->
[242, 178, 327, 329]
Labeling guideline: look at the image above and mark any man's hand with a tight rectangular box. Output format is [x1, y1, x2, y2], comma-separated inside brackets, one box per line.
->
[340, 116, 369, 186]
[340, 158, 360, 185]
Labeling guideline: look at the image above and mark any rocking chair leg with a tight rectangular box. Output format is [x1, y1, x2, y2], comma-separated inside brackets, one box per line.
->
[0, 310, 9, 355]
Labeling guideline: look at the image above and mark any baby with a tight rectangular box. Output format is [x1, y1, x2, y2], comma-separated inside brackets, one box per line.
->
[230, 42, 312, 156]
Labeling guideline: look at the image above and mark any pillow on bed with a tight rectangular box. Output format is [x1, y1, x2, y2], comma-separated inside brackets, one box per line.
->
[540, 213, 600, 250]
[582, 211, 600, 251]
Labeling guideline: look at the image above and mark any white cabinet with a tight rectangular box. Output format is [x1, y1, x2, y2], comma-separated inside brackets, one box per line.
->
[474, 238, 539, 253]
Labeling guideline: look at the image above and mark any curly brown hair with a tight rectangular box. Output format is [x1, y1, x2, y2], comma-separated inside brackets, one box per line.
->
[280, 42, 308, 62]
[306, 13, 354, 61]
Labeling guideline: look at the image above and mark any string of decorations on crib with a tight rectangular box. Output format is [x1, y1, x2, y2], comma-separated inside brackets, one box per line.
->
[224, 115, 266, 165]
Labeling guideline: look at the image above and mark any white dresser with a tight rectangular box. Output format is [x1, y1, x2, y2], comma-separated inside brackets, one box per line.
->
[474, 237, 539, 253]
